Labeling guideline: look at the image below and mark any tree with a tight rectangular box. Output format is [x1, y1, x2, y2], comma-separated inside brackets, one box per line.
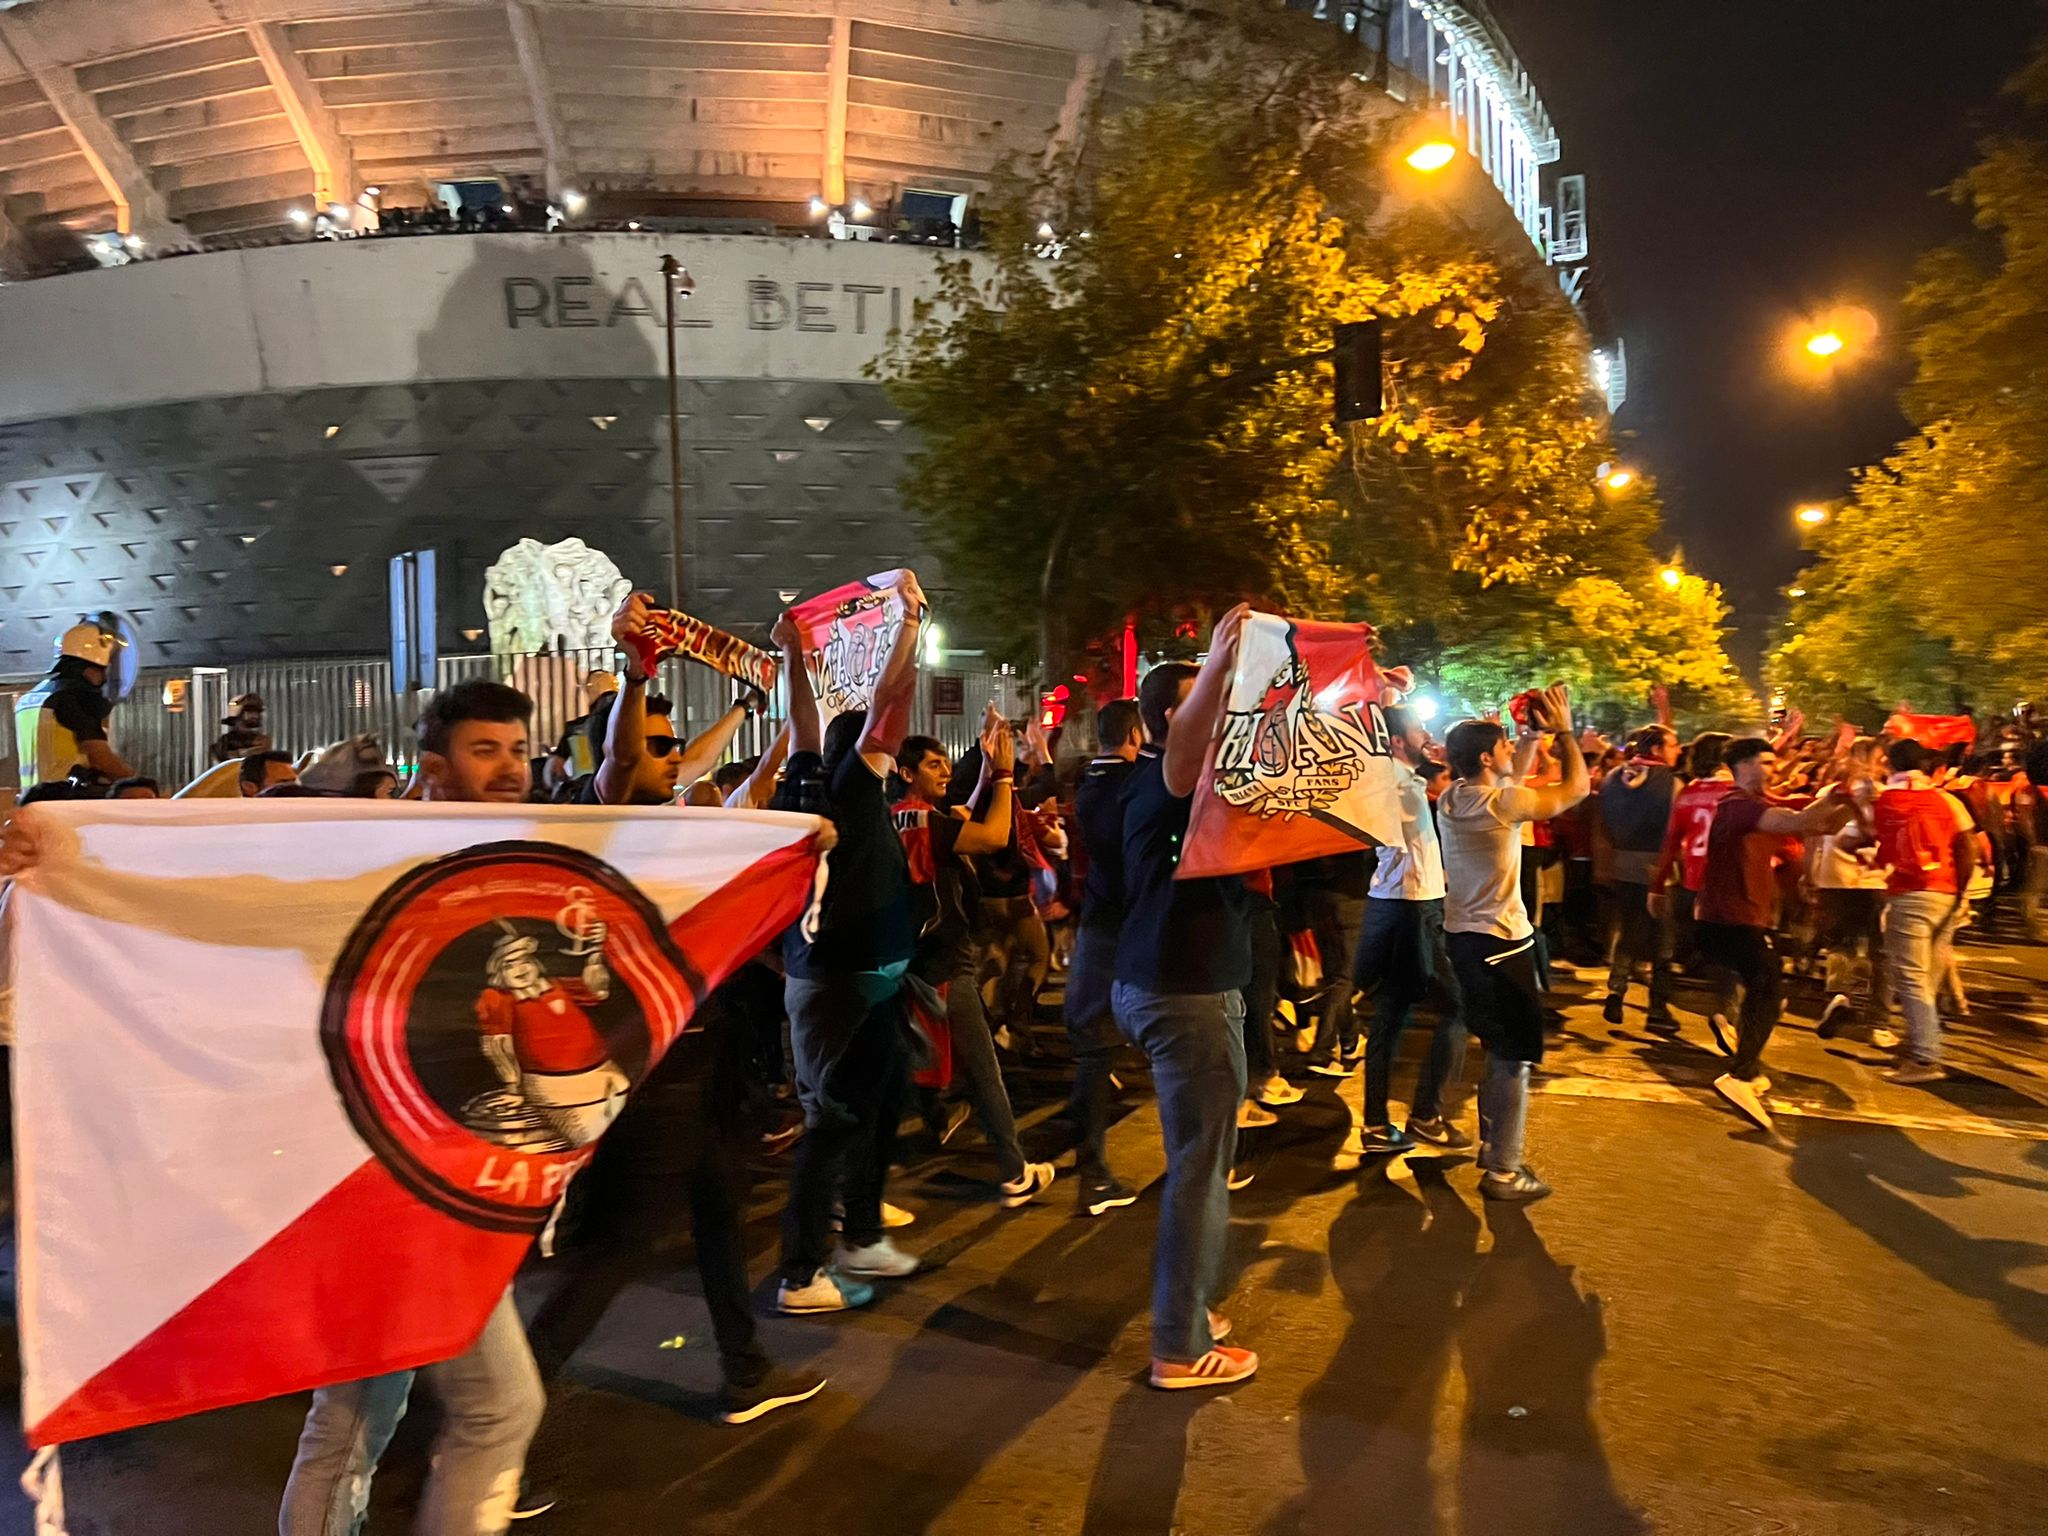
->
[1769, 42, 2048, 720]
[881, 5, 1739, 726]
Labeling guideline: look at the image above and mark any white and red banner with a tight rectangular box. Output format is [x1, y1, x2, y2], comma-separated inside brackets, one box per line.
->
[5, 798, 827, 1447]
[789, 570, 915, 741]
[1179, 613, 1407, 880]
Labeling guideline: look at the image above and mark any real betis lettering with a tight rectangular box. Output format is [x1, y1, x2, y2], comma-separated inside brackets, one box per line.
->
[502, 275, 903, 334]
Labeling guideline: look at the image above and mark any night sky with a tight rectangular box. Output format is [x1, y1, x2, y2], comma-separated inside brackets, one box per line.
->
[1486, 0, 2039, 668]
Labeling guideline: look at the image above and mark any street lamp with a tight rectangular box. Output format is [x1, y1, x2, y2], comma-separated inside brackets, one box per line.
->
[1804, 330, 1845, 358]
[1603, 467, 1636, 491]
[660, 256, 695, 610]
[1659, 565, 1683, 591]
[1405, 139, 1458, 173]
[1796, 504, 1829, 527]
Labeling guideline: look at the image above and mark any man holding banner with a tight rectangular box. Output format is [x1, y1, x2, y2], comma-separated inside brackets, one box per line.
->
[1112, 605, 1262, 1391]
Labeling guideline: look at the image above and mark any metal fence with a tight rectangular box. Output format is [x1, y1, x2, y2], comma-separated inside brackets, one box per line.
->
[7, 649, 1032, 793]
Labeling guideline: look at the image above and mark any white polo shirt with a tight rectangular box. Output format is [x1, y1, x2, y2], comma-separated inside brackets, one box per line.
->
[1368, 763, 1447, 902]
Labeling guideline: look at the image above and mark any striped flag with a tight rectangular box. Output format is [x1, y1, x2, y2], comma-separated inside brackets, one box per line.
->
[5, 798, 826, 1447]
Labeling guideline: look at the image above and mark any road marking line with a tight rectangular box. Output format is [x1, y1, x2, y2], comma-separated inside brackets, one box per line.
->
[1535, 1074, 2048, 1142]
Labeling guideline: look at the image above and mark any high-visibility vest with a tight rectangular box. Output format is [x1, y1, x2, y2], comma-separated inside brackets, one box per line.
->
[13, 675, 85, 792]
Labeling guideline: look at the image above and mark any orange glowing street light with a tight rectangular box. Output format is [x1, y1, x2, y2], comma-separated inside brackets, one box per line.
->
[1658, 565, 1683, 591]
[1796, 504, 1829, 527]
[1804, 330, 1846, 358]
[1405, 139, 1458, 173]
[1603, 467, 1636, 491]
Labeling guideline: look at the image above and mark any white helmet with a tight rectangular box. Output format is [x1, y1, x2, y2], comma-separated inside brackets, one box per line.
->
[57, 620, 120, 668]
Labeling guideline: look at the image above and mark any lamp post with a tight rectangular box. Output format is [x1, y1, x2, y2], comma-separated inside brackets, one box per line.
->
[660, 255, 695, 610]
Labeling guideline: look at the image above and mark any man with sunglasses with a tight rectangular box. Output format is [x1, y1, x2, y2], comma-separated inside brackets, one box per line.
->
[582, 590, 758, 807]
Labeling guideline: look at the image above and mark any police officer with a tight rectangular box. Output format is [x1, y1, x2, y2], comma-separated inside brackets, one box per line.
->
[13, 618, 131, 792]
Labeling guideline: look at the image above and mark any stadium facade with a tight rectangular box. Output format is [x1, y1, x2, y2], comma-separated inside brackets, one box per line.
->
[0, 0, 1604, 671]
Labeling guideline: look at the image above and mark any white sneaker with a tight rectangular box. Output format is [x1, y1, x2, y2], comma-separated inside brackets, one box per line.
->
[1253, 1074, 1304, 1107]
[1713, 1073, 1774, 1132]
[1236, 1100, 1279, 1129]
[836, 1236, 920, 1278]
[999, 1161, 1056, 1208]
[1871, 1026, 1901, 1051]
[776, 1270, 874, 1314]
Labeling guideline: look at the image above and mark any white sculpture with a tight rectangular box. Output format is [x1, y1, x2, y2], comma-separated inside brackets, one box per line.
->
[482, 538, 632, 656]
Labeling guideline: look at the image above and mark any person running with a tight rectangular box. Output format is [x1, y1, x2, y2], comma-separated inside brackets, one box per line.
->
[1438, 686, 1589, 1203]
[280, 680, 546, 1536]
[1353, 703, 1468, 1155]
[1114, 606, 1260, 1390]
[1062, 695, 1146, 1216]
[775, 574, 929, 1314]
[1860, 739, 1979, 1085]
[1670, 736, 1854, 1131]
[894, 722, 1056, 1207]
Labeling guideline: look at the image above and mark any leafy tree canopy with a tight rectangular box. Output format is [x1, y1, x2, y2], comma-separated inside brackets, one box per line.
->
[1769, 41, 2048, 722]
[880, 3, 1742, 729]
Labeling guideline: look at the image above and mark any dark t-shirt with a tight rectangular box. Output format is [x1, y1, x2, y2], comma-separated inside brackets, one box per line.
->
[47, 679, 110, 744]
[894, 797, 977, 981]
[1697, 789, 1778, 929]
[784, 749, 913, 978]
[1075, 755, 1139, 933]
[1113, 754, 1252, 995]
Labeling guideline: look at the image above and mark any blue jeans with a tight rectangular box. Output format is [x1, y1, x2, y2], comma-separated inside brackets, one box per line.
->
[1112, 982, 1247, 1363]
[279, 1290, 544, 1536]
[1063, 926, 1120, 1180]
[1356, 897, 1467, 1127]
[1885, 890, 1964, 1064]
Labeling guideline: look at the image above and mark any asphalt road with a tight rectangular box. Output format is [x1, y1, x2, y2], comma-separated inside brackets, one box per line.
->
[13, 912, 2048, 1535]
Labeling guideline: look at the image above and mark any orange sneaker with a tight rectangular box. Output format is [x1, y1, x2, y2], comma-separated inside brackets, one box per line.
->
[1149, 1345, 1259, 1390]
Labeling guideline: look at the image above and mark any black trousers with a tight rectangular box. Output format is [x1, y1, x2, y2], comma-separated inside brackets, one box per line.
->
[528, 977, 774, 1388]
[1695, 922, 1783, 1080]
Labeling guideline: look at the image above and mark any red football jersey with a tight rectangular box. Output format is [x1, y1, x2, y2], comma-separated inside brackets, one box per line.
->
[1654, 775, 1734, 893]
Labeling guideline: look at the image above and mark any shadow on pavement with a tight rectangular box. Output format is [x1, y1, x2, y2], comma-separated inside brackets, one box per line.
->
[1789, 1126, 2048, 1349]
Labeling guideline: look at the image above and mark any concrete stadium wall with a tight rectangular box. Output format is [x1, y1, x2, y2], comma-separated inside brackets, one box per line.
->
[0, 233, 971, 671]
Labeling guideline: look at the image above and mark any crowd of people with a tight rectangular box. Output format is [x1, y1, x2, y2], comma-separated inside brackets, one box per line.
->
[5, 598, 2047, 1534]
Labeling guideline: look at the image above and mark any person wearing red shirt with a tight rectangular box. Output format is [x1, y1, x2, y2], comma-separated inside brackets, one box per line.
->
[1649, 732, 1738, 1039]
[1660, 737, 1854, 1130]
[1854, 739, 1979, 1084]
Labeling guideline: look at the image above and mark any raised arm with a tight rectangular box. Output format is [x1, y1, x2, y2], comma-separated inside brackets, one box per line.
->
[673, 685, 756, 791]
[857, 571, 928, 768]
[773, 609, 821, 757]
[728, 718, 791, 809]
[594, 590, 657, 806]
[954, 716, 1017, 856]
[1163, 603, 1249, 799]
[1518, 686, 1592, 820]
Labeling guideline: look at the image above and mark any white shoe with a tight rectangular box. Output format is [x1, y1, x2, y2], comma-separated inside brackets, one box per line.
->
[836, 1236, 919, 1278]
[776, 1270, 874, 1314]
[1237, 1100, 1279, 1129]
[999, 1161, 1056, 1208]
[1253, 1074, 1304, 1107]
[1713, 1073, 1773, 1132]
[1871, 1026, 1901, 1051]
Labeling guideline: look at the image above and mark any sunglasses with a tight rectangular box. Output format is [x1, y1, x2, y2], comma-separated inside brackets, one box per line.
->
[645, 735, 683, 757]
